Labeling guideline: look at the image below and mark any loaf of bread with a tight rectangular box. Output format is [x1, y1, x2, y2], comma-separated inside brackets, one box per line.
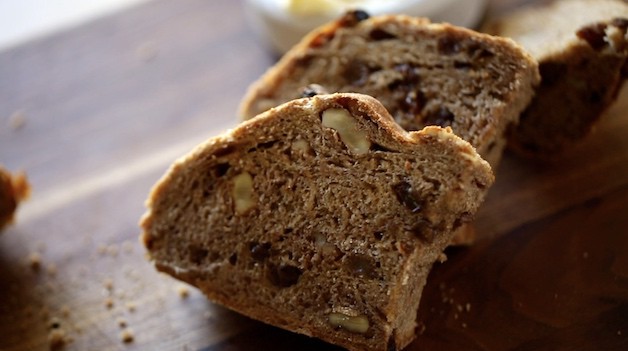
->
[141, 93, 493, 351]
[239, 11, 540, 168]
[0, 166, 30, 231]
[483, 0, 628, 156]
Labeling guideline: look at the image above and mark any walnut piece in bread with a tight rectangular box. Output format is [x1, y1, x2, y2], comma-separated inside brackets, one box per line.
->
[484, 0, 628, 156]
[239, 11, 540, 169]
[141, 93, 493, 351]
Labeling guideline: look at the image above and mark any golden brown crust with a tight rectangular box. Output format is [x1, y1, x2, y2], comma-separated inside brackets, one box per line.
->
[141, 93, 493, 351]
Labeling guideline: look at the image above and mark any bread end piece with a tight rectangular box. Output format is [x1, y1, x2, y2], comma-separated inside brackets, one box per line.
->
[484, 0, 628, 156]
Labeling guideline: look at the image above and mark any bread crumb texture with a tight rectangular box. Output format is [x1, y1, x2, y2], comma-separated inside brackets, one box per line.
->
[141, 93, 493, 351]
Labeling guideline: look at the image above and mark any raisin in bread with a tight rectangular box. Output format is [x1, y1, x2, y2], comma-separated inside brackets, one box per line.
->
[141, 93, 493, 351]
[483, 0, 628, 156]
[239, 11, 540, 168]
[0, 166, 30, 231]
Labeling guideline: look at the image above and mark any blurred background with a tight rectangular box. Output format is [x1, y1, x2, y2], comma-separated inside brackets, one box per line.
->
[0, 0, 152, 50]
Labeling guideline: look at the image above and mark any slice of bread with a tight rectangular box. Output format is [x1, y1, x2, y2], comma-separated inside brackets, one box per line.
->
[484, 0, 628, 156]
[239, 11, 539, 168]
[0, 166, 30, 231]
[141, 93, 493, 351]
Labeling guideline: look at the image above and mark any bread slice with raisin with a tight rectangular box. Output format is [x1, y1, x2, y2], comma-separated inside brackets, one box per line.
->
[239, 11, 539, 168]
[483, 0, 628, 156]
[140, 93, 493, 351]
[0, 166, 30, 231]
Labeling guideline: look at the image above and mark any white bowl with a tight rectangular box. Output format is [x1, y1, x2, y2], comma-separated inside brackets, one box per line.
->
[245, 0, 488, 54]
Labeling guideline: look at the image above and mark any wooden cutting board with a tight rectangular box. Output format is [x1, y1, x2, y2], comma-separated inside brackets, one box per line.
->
[1, 0, 627, 350]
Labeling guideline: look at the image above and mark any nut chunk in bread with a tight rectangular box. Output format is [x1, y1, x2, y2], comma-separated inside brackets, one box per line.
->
[0, 166, 30, 231]
[239, 12, 539, 168]
[484, 0, 628, 156]
[140, 93, 493, 351]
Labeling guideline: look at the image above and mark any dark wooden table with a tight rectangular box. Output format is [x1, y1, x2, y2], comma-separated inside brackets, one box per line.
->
[1, 0, 627, 350]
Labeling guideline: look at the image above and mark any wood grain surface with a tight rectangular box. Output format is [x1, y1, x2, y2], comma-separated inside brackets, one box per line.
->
[0, 0, 627, 350]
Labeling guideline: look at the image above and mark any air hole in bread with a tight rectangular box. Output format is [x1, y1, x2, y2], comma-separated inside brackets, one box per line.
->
[267, 263, 303, 288]
[214, 163, 230, 177]
[465, 41, 495, 59]
[369, 28, 397, 41]
[214, 144, 237, 158]
[189, 246, 209, 265]
[344, 254, 379, 279]
[370, 143, 393, 152]
[453, 61, 472, 69]
[249, 242, 272, 262]
[228, 253, 238, 265]
[257, 140, 278, 150]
